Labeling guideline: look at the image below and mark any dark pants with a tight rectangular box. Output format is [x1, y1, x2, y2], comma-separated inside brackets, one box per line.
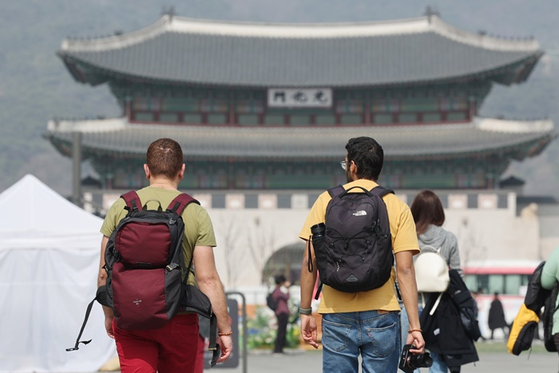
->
[490, 325, 510, 339]
[274, 313, 289, 353]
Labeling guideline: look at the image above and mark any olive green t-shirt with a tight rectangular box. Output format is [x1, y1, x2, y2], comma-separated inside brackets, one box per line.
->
[100, 186, 217, 284]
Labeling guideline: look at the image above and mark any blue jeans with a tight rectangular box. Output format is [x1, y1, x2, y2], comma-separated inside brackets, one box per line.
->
[321, 311, 400, 373]
[400, 305, 448, 373]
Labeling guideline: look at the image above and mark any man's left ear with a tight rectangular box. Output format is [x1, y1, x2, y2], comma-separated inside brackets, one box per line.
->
[144, 164, 151, 179]
[350, 160, 358, 175]
[178, 164, 185, 180]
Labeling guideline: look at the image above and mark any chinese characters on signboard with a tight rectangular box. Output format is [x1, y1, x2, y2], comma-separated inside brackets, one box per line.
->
[267, 88, 332, 108]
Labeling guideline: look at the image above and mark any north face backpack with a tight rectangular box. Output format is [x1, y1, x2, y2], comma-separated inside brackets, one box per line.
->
[414, 245, 450, 293]
[310, 185, 394, 296]
[67, 191, 220, 365]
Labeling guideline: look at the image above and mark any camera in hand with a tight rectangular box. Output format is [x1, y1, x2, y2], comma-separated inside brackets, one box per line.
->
[399, 344, 432, 373]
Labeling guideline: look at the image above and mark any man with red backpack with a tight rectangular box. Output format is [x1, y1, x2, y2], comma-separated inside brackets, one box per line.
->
[97, 138, 232, 372]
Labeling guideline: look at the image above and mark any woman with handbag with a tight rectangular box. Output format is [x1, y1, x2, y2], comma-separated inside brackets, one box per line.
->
[400, 190, 462, 373]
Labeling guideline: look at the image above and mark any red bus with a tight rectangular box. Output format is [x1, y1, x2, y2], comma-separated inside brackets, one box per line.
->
[463, 260, 541, 339]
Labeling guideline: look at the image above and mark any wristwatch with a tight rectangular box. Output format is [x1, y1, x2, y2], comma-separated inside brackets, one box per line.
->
[298, 307, 312, 315]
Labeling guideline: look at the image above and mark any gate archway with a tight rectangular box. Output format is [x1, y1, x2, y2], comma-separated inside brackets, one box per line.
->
[262, 242, 305, 285]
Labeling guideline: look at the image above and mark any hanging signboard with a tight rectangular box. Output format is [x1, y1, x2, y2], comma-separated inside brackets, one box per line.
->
[268, 88, 333, 108]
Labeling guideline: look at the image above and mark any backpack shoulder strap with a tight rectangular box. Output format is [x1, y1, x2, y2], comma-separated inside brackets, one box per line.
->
[314, 282, 323, 301]
[121, 190, 142, 211]
[66, 297, 95, 351]
[167, 193, 200, 215]
[328, 184, 393, 199]
[327, 185, 345, 198]
[208, 314, 219, 367]
[420, 245, 441, 254]
[370, 185, 395, 198]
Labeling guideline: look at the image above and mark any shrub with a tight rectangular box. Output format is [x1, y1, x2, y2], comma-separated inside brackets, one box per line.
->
[246, 306, 301, 350]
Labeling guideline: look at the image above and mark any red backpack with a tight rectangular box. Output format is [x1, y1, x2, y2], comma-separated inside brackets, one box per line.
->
[68, 191, 220, 364]
[105, 191, 197, 329]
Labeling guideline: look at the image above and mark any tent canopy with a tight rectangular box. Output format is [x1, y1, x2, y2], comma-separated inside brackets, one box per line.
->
[0, 174, 103, 247]
[0, 175, 115, 372]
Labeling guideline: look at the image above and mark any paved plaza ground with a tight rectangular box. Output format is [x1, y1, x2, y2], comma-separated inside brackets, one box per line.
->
[211, 341, 558, 373]
[94, 341, 557, 373]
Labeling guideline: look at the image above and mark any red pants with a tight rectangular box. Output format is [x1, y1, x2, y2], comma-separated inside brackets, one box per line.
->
[114, 313, 199, 373]
[194, 333, 206, 373]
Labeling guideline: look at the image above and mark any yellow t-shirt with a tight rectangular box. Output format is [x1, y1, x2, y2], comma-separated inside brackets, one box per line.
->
[299, 179, 419, 313]
[100, 186, 217, 284]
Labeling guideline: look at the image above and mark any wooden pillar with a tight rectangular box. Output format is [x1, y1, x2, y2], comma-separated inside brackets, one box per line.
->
[228, 96, 235, 125]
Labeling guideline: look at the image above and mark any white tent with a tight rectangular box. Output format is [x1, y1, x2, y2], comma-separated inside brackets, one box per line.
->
[0, 175, 116, 372]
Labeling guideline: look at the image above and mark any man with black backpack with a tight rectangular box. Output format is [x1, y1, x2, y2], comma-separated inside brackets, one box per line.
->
[299, 137, 425, 373]
[97, 138, 232, 372]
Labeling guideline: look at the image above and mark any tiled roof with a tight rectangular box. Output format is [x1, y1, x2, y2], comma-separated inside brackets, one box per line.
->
[58, 15, 542, 87]
[46, 117, 554, 161]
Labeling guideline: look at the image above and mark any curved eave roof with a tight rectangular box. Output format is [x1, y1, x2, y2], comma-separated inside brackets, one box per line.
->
[45, 117, 555, 161]
[58, 15, 542, 88]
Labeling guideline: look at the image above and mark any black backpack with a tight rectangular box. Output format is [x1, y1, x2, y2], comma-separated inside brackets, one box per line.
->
[523, 260, 559, 352]
[508, 261, 558, 355]
[524, 261, 550, 313]
[266, 292, 277, 311]
[67, 191, 221, 365]
[309, 185, 394, 296]
[542, 281, 559, 352]
[447, 270, 482, 341]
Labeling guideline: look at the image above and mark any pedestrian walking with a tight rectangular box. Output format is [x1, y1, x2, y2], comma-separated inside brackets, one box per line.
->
[401, 189, 463, 373]
[97, 138, 233, 372]
[272, 275, 291, 355]
[488, 292, 509, 340]
[299, 136, 425, 373]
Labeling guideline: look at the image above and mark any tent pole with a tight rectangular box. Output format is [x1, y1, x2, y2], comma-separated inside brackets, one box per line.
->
[72, 132, 82, 208]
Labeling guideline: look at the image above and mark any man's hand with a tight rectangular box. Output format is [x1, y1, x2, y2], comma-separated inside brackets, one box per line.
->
[300, 314, 319, 349]
[105, 315, 115, 339]
[406, 331, 425, 354]
[217, 335, 233, 362]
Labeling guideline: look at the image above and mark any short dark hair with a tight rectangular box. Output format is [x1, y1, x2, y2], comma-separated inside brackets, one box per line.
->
[146, 138, 184, 179]
[345, 137, 384, 181]
[275, 275, 286, 285]
[410, 190, 445, 235]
